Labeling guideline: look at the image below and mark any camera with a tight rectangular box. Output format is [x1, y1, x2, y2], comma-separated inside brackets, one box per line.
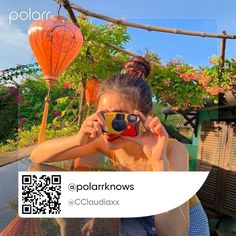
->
[100, 112, 140, 137]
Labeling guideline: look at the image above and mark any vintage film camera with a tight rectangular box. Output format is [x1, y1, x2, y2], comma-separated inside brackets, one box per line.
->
[100, 112, 140, 137]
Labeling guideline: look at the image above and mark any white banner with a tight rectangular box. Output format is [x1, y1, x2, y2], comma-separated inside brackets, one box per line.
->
[18, 171, 209, 218]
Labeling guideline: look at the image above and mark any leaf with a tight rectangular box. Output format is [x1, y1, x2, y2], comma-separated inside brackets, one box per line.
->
[52, 117, 59, 125]
[55, 97, 69, 104]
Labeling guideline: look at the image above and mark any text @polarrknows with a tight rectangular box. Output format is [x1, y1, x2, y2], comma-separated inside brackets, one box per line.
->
[68, 182, 135, 191]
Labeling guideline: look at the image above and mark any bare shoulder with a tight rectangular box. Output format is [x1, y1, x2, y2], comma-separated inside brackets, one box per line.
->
[167, 139, 189, 171]
[168, 139, 188, 154]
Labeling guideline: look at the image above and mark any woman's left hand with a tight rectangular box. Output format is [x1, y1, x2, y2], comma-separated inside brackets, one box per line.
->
[121, 110, 169, 171]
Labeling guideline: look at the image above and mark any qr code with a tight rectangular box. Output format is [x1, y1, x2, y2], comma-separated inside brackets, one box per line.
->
[21, 174, 61, 215]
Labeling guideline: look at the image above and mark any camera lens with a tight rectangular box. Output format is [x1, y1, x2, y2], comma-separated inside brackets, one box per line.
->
[112, 119, 126, 131]
[115, 114, 125, 120]
[113, 121, 119, 128]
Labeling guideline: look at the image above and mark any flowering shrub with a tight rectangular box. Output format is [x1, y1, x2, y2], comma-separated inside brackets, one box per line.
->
[0, 86, 18, 143]
[149, 56, 236, 111]
[205, 56, 236, 94]
[150, 61, 207, 111]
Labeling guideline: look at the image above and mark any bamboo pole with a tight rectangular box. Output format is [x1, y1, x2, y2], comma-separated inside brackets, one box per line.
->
[105, 42, 139, 58]
[104, 42, 164, 68]
[54, 0, 164, 68]
[70, 3, 236, 40]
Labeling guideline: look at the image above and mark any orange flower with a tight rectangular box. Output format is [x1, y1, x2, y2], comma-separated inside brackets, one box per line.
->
[63, 81, 70, 89]
[85, 77, 100, 106]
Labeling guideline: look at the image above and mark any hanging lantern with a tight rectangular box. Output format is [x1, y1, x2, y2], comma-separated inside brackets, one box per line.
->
[85, 76, 100, 106]
[28, 15, 83, 143]
[28, 15, 83, 86]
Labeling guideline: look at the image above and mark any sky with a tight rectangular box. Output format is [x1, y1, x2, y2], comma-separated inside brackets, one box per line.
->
[0, 0, 236, 70]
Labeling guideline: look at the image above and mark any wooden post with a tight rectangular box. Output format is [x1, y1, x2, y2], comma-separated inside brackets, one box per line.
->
[220, 31, 227, 68]
[77, 76, 86, 127]
[219, 31, 227, 104]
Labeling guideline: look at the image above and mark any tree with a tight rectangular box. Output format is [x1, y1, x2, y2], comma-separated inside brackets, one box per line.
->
[61, 15, 131, 125]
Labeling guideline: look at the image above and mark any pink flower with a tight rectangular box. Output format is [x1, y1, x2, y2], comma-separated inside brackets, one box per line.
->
[8, 86, 18, 95]
[219, 87, 225, 93]
[19, 118, 26, 125]
[53, 111, 61, 117]
[206, 85, 220, 96]
[106, 23, 114, 28]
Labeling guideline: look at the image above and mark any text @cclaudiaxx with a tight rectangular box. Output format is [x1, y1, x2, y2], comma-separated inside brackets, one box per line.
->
[68, 198, 120, 206]
[68, 182, 135, 192]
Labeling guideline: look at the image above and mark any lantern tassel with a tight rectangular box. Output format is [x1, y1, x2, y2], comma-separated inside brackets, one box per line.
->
[38, 89, 51, 143]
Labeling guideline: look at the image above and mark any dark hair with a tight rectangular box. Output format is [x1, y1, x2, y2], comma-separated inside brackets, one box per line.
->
[96, 57, 152, 115]
[123, 56, 151, 78]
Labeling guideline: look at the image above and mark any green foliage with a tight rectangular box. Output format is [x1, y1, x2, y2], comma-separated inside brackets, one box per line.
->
[203, 56, 236, 94]
[0, 18, 131, 151]
[0, 125, 78, 154]
[148, 55, 236, 111]
[0, 63, 40, 144]
[0, 86, 18, 143]
[152, 103, 181, 130]
[149, 59, 207, 110]
[1, 17, 236, 154]
[19, 76, 81, 130]
[0, 139, 18, 153]
[62, 15, 131, 84]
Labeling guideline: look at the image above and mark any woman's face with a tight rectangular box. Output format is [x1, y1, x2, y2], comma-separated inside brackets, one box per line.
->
[97, 92, 134, 150]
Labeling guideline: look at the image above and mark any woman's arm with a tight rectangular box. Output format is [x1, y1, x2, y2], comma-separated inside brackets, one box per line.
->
[31, 136, 109, 164]
[154, 140, 189, 236]
[31, 111, 109, 164]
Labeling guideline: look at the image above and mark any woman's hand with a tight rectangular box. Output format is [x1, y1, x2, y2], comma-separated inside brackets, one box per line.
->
[122, 110, 169, 171]
[81, 219, 94, 236]
[76, 111, 107, 146]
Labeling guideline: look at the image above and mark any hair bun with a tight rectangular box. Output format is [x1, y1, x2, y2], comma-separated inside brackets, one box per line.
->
[123, 56, 151, 79]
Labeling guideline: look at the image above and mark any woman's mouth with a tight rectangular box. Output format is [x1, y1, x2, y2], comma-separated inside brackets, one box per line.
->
[104, 134, 121, 142]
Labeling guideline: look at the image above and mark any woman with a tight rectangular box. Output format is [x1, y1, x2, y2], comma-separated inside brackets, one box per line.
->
[31, 57, 209, 236]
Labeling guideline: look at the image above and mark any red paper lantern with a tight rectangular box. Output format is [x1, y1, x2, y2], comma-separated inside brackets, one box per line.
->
[85, 77, 100, 106]
[28, 15, 83, 86]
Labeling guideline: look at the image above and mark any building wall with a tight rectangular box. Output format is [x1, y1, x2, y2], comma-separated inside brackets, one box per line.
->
[191, 108, 236, 233]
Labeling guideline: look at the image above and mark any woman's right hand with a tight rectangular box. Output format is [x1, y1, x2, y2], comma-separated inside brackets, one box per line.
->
[76, 111, 107, 145]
